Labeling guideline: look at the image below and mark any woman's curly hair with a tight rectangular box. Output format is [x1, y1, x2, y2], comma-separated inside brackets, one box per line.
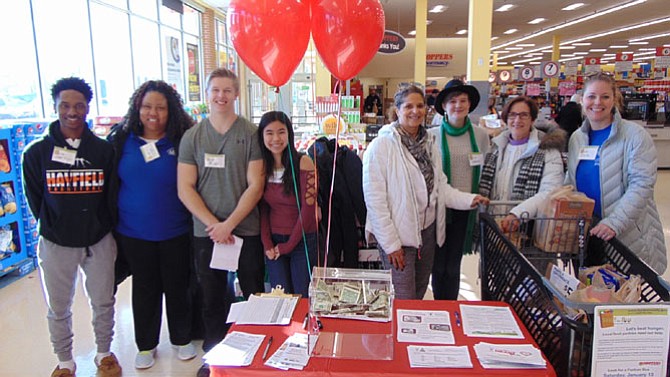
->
[123, 80, 194, 153]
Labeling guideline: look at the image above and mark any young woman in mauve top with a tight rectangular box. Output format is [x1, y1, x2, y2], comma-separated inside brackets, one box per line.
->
[258, 111, 318, 297]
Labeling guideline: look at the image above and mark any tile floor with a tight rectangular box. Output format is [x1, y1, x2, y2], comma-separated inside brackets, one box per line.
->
[2, 171, 670, 376]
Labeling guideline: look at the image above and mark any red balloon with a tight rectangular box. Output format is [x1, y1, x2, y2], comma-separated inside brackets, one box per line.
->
[228, 0, 310, 87]
[311, 0, 385, 81]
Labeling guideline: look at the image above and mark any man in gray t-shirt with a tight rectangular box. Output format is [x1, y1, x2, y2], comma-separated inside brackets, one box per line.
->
[177, 68, 265, 358]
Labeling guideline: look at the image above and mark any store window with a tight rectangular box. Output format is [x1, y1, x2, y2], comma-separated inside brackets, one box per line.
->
[160, 4, 181, 29]
[183, 5, 200, 36]
[32, 0, 96, 117]
[90, 2, 134, 115]
[0, 0, 41, 119]
[97, 0, 127, 10]
[129, 0, 158, 20]
[131, 16, 162, 86]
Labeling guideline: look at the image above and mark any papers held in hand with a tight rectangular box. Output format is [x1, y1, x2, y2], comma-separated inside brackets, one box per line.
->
[226, 295, 300, 325]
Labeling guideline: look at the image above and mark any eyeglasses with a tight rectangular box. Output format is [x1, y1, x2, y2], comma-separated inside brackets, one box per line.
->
[507, 112, 531, 120]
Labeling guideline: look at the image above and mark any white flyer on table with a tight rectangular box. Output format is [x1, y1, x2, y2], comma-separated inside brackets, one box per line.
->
[407, 345, 473, 368]
[396, 309, 455, 344]
[460, 304, 524, 339]
[203, 331, 266, 366]
[227, 295, 299, 325]
[592, 305, 670, 377]
[210, 236, 243, 271]
[474, 342, 546, 369]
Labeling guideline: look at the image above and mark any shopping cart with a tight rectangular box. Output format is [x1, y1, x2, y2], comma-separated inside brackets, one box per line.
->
[478, 206, 670, 377]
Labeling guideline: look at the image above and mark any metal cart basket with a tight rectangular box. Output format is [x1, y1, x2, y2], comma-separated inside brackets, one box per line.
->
[479, 210, 669, 377]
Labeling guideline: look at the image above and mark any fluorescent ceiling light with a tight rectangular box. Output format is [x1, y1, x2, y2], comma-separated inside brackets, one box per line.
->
[506, 47, 523, 50]
[558, 56, 584, 62]
[408, 30, 416, 36]
[456, 29, 467, 35]
[609, 45, 628, 48]
[492, 0, 647, 51]
[491, 36, 499, 41]
[503, 29, 518, 34]
[559, 46, 576, 49]
[528, 18, 546, 24]
[566, 17, 669, 45]
[589, 48, 607, 52]
[517, 43, 535, 47]
[561, 54, 575, 57]
[562, 3, 586, 11]
[523, 54, 535, 58]
[629, 41, 649, 45]
[426, 20, 433, 25]
[495, 4, 517, 12]
[603, 53, 616, 56]
[542, 50, 553, 53]
[429, 5, 447, 13]
[638, 48, 655, 51]
[511, 57, 539, 64]
[529, 62, 541, 65]
[497, 50, 510, 54]
[574, 52, 588, 55]
[498, 62, 508, 65]
[572, 42, 592, 46]
[622, 51, 634, 54]
[629, 32, 670, 42]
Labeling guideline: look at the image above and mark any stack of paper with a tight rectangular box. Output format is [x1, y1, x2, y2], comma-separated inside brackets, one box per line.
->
[396, 309, 455, 344]
[226, 295, 299, 325]
[474, 342, 546, 369]
[264, 333, 315, 371]
[407, 345, 473, 368]
[204, 331, 266, 366]
[460, 304, 524, 339]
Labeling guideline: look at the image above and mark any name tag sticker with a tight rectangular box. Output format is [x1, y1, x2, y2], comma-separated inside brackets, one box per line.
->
[578, 146, 599, 160]
[140, 143, 160, 163]
[469, 153, 484, 166]
[51, 147, 77, 165]
[205, 153, 226, 168]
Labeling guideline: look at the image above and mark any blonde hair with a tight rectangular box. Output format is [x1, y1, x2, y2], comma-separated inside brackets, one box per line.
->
[584, 72, 623, 114]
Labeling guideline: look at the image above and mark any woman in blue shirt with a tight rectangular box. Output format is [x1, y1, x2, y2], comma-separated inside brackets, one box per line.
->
[565, 73, 666, 273]
[109, 80, 196, 368]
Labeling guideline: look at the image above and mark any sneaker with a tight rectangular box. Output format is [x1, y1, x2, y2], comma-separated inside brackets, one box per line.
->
[196, 363, 210, 377]
[134, 348, 156, 369]
[96, 353, 122, 377]
[51, 366, 75, 377]
[174, 342, 197, 361]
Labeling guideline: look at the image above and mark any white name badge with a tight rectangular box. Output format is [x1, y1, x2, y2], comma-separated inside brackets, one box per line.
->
[204, 153, 226, 168]
[51, 146, 77, 165]
[140, 143, 160, 163]
[578, 146, 599, 160]
[469, 153, 484, 166]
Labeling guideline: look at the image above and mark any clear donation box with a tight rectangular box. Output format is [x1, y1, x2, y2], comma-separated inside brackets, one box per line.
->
[307, 267, 395, 360]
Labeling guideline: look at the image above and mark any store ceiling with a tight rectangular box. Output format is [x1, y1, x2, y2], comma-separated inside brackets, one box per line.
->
[204, 0, 670, 67]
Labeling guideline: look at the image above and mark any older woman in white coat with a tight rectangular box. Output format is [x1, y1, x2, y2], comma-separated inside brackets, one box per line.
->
[363, 85, 488, 300]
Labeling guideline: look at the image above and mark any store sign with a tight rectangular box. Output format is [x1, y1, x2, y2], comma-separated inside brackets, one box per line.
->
[165, 36, 183, 91]
[498, 70, 512, 83]
[488, 71, 497, 83]
[519, 66, 535, 81]
[656, 47, 670, 69]
[615, 53, 633, 73]
[378, 30, 406, 54]
[584, 56, 601, 75]
[558, 81, 577, 96]
[542, 61, 559, 78]
[564, 61, 579, 77]
[426, 53, 453, 67]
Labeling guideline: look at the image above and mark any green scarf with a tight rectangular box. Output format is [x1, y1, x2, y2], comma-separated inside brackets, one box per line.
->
[440, 116, 480, 255]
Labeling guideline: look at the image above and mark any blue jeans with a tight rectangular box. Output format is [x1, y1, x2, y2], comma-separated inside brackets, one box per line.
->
[266, 233, 317, 297]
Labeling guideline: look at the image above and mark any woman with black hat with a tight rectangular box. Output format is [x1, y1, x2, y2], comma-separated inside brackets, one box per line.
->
[428, 79, 490, 300]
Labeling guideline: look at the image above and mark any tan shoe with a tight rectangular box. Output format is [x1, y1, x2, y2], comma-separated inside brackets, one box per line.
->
[96, 353, 122, 377]
[51, 366, 75, 377]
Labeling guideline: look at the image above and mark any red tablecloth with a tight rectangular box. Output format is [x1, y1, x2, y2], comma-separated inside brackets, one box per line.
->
[211, 299, 557, 377]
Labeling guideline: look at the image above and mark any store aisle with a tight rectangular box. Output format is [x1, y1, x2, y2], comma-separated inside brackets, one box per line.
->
[2, 171, 670, 376]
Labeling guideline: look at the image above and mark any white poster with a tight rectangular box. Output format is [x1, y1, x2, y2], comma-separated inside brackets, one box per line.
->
[565, 61, 579, 77]
[592, 305, 670, 377]
[165, 36, 183, 91]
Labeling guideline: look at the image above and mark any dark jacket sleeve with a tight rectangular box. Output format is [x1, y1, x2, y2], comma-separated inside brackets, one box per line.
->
[340, 147, 366, 224]
[21, 143, 44, 219]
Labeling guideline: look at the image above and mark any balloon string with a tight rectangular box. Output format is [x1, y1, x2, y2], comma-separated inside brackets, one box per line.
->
[322, 80, 343, 279]
[307, 41, 322, 270]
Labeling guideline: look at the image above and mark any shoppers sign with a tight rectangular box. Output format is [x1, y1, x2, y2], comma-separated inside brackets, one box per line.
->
[426, 54, 453, 67]
[378, 30, 406, 54]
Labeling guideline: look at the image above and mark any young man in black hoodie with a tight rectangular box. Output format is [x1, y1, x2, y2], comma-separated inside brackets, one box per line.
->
[22, 77, 122, 377]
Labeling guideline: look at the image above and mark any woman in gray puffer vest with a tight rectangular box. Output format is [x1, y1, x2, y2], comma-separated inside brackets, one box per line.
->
[565, 72, 666, 274]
